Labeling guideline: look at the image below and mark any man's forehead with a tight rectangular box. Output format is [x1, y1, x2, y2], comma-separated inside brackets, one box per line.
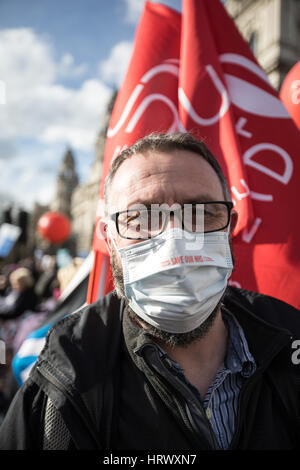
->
[112, 149, 219, 181]
[109, 149, 224, 211]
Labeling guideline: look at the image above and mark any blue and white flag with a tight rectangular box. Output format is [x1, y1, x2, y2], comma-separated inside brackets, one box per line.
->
[0, 223, 21, 258]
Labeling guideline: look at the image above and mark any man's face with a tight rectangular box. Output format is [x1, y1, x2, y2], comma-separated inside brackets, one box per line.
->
[108, 149, 226, 244]
[107, 149, 235, 346]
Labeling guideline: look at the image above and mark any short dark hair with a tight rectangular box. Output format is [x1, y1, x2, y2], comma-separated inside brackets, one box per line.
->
[104, 132, 231, 214]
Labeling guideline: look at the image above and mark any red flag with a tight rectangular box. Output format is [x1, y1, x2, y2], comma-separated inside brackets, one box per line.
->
[88, 0, 300, 310]
[87, 2, 181, 302]
[179, 0, 300, 307]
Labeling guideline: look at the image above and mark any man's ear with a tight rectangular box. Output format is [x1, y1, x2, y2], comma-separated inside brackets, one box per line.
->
[104, 223, 112, 255]
[230, 209, 238, 236]
[96, 219, 111, 255]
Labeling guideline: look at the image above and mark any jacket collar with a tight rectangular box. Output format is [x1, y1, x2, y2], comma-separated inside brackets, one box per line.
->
[221, 289, 292, 369]
[122, 304, 156, 371]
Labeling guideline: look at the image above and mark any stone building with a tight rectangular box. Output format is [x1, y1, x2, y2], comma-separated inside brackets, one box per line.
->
[71, 91, 117, 255]
[51, 148, 79, 218]
[225, 0, 300, 89]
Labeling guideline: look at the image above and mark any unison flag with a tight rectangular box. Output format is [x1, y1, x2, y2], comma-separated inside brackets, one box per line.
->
[88, 0, 300, 310]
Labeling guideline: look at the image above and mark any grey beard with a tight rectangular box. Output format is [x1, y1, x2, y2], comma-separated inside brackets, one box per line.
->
[110, 246, 222, 348]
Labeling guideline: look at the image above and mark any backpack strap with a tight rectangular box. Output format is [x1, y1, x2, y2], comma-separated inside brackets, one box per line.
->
[42, 396, 74, 449]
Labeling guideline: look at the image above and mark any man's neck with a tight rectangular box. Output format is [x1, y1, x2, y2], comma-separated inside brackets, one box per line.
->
[152, 309, 228, 399]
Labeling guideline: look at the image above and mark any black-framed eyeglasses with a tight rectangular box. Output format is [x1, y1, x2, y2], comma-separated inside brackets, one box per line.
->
[109, 201, 233, 240]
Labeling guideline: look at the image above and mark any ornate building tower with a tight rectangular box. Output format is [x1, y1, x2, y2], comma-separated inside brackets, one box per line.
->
[51, 148, 79, 217]
[225, 0, 300, 89]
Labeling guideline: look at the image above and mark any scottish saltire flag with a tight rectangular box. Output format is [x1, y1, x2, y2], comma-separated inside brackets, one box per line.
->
[12, 322, 54, 385]
[88, 0, 300, 310]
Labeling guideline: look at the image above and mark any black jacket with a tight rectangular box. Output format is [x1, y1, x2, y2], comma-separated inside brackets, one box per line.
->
[0, 286, 300, 450]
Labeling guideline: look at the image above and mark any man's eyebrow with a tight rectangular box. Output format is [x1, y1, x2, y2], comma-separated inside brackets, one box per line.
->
[180, 195, 224, 204]
[125, 202, 153, 209]
[126, 195, 223, 208]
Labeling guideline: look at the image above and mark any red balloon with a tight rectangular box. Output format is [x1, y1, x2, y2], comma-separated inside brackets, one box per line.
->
[280, 61, 300, 131]
[37, 212, 71, 244]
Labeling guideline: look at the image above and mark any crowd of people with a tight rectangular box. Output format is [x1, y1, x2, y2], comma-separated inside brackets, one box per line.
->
[0, 252, 83, 423]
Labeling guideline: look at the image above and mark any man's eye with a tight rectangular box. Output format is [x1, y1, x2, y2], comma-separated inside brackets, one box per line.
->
[126, 213, 140, 223]
[204, 209, 216, 217]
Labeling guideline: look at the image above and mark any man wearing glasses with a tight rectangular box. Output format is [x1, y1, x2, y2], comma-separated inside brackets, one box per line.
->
[0, 132, 299, 450]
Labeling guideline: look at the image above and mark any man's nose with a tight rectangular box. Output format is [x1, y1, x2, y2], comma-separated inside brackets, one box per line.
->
[164, 212, 182, 231]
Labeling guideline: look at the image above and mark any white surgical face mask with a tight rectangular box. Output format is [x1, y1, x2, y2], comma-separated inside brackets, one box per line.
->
[110, 227, 233, 334]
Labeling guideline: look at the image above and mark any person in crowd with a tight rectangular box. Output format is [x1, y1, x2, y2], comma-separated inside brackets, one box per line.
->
[0, 267, 38, 320]
[0, 266, 39, 420]
[0, 132, 299, 450]
[56, 257, 84, 295]
[0, 274, 9, 297]
[18, 257, 41, 283]
[34, 255, 58, 301]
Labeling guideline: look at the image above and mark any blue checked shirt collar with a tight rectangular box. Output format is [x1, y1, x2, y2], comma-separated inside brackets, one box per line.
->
[155, 306, 256, 380]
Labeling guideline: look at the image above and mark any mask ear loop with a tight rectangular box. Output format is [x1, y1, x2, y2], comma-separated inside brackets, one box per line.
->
[226, 220, 231, 235]
[225, 220, 234, 269]
[106, 225, 119, 253]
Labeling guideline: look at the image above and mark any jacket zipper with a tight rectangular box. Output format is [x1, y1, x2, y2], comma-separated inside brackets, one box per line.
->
[145, 346, 219, 449]
[36, 363, 102, 450]
[169, 390, 214, 449]
[169, 372, 219, 449]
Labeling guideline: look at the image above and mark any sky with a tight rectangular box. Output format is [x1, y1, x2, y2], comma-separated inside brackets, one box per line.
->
[0, 0, 182, 210]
